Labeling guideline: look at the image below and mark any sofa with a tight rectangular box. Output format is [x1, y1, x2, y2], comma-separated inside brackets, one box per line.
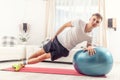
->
[0, 42, 86, 63]
[0, 45, 26, 61]
[26, 45, 79, 63]
[0, 34, 87, 63]
[0, 45, 83, 63]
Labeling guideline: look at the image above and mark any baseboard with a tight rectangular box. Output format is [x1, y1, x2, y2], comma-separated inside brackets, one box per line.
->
[0, 58, 26, 63]
[0, 59, 20, 63]
[42, 60, 73, 64]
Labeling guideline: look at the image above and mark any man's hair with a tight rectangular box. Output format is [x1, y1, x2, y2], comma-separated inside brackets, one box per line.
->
[92, 13, 102, 20]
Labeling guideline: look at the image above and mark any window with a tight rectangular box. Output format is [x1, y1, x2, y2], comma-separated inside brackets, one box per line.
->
[55, 0, 99, 31]
[54, 0, 100, 45]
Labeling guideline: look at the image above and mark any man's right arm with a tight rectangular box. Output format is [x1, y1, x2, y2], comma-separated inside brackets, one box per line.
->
[54, 21, 72, 37]
[51, 21, 72, 40]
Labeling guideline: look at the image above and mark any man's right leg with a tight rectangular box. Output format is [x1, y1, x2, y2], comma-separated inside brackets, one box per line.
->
[27, 53, 51, 64]
[28, 48, 45, 59]
[12, 48, 47, 71]
[12, 53, 51, 71]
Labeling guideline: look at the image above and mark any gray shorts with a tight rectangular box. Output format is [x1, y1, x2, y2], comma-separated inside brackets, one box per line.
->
[43, 36, 69, 61]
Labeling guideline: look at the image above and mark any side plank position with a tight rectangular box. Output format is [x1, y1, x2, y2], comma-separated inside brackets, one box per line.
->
[13, 13, 102, 71]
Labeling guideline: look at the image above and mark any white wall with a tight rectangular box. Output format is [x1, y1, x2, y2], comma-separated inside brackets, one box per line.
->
[106, 0, 120, 62]
[0, 0, 47, 45]
[0, 0, 120, 62]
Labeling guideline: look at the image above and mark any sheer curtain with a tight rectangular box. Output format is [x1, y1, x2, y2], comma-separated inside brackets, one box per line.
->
[55, 0, 99, 31]
[44, 0, 55, 39]
[98, 0, 107, 47]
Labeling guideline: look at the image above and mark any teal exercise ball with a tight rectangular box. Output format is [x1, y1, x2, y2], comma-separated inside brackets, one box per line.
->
[73, 47, 113, 76]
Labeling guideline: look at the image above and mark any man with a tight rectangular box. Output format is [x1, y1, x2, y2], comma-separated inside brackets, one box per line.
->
[13, 13, 102, 71]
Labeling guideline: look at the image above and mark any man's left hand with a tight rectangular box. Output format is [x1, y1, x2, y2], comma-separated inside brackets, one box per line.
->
[84, 46, 96, 56]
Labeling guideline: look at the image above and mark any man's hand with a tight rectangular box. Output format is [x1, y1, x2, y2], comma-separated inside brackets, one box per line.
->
[84, 46, 96, 56]
[51, 36, 56, 42]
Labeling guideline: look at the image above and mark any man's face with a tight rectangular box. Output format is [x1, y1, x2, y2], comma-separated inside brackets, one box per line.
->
[89, 16, 102, 28]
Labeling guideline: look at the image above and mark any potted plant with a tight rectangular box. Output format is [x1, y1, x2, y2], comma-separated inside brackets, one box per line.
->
[19, 33, 30, 44]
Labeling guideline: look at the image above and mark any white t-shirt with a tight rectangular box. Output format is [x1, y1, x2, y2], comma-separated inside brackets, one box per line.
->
[57, 19, 92, 51]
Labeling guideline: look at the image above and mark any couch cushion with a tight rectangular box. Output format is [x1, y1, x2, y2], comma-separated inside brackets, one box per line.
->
[0, 45, 25, 61]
